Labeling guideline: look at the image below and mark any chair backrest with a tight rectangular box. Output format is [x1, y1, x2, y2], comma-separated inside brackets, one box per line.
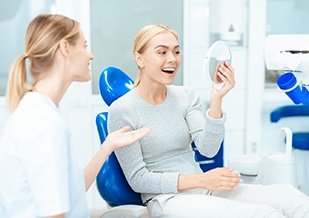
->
[96, 67, 143, 207]
[95, 66, 224, 207]
[99, 66, 134, 106]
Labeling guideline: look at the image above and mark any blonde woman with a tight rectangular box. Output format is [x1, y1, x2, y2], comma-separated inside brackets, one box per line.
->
[0, 14, 151, 218]
[107, 24, 309, 218]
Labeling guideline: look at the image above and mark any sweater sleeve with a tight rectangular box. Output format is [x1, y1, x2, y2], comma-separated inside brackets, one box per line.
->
[184, 87, 226, 158]
[107, 98, 180, 196]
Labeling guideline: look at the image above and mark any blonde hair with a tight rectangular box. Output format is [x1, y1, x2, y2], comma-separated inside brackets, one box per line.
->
[132, 24, 178, 88]
[6, 14, 81, 113]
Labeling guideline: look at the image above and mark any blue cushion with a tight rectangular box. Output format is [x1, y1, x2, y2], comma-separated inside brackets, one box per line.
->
[99, 66, 134, 106]
[291, 132, 309, 150]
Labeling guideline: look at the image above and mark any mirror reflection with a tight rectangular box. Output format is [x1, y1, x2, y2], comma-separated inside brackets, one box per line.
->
[205, 40, 232, 89]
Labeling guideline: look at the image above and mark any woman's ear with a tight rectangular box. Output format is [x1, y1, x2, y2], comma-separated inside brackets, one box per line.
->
[59, 39, 70, 57]
[134, 52, 144, 68]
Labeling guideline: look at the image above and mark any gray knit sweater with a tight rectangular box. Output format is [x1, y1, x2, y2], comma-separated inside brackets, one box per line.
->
[107, 85, 226, 203]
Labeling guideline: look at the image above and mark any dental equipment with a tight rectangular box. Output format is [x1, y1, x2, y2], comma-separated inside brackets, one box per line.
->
[264, 34, 309, 104]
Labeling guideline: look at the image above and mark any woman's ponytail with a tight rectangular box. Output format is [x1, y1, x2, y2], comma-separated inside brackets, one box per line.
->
[6, 54, 32, 113]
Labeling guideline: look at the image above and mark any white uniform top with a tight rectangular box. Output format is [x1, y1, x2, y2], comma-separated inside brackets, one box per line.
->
[0, 92, 89, 218]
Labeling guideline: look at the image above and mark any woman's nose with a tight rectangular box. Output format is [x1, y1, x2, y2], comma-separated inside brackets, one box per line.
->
[167, 52, 176, 63]
[89, 53, 94, 60]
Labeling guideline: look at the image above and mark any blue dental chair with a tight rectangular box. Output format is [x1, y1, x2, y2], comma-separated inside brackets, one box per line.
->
[95, 66, 224, 217]
[95, 67, 146, 218]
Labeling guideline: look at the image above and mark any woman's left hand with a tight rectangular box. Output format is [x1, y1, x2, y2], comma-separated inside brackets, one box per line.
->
[212, 61, 235, 98]
[208, 61, 235, 119]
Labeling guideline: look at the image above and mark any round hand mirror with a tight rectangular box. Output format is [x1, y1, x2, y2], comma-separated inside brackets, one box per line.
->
[204, 40, 232, 90]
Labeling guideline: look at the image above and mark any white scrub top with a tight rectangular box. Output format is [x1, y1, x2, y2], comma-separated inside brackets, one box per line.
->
[0, 92, 89, 218]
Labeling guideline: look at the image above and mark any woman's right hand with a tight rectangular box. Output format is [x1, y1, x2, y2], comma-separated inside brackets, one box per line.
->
[178, 167, 242, 192]
[200, 167, 242, 191]
[84, 126, 151, 192]
[104, 126, 152, 153]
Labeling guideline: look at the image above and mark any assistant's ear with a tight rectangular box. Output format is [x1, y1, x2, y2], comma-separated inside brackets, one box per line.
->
[134, 52, 144, 68]
[59, 39, 71, 57]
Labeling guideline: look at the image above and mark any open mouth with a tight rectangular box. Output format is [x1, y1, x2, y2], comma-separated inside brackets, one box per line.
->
[162, 68, 175, 74]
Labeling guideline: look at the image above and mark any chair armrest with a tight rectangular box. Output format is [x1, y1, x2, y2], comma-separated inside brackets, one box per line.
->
[270, 105, 309, 122]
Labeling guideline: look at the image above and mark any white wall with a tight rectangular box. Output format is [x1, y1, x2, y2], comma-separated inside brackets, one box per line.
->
[246, 0, 266, 154]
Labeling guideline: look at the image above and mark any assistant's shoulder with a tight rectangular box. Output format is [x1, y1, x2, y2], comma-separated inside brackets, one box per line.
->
[12, 93, 67, 133]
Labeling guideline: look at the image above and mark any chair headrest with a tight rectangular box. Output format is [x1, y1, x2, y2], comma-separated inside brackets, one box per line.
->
[99, 66, 134, 106]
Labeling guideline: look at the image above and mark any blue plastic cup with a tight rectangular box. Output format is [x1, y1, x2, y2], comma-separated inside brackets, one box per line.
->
[276, 72, 302, 104]
[302, 87, 309, 104]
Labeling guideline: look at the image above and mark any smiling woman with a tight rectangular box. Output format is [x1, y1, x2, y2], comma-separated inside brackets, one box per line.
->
[132, 25, 181, 93]
[106, 24, 309, 218]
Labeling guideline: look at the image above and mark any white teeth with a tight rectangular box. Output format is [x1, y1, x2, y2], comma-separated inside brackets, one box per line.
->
[163, 68, 175, 71]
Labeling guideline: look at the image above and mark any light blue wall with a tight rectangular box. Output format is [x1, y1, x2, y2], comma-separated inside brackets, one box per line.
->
[267, 0, 309, 35]
[0, 0, 54, 96]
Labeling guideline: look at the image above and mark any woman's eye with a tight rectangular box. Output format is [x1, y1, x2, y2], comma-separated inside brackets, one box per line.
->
[175, 51, 180, 55]
[158, 51, 166, 55]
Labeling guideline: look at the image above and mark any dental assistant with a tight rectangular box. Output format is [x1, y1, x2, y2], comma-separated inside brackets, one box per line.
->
[0, 14, 151, 218]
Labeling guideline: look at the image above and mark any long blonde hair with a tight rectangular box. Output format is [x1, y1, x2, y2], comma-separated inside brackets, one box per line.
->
[132, 24, 178, 88]
[6, 14, 81, 113]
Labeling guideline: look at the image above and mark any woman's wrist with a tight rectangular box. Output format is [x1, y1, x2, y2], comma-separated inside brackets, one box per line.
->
[100, 140, 114, 157]
[178, 173, 202, 191]
[209, 89, 223, 119]
[209, 100, 222, 119]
